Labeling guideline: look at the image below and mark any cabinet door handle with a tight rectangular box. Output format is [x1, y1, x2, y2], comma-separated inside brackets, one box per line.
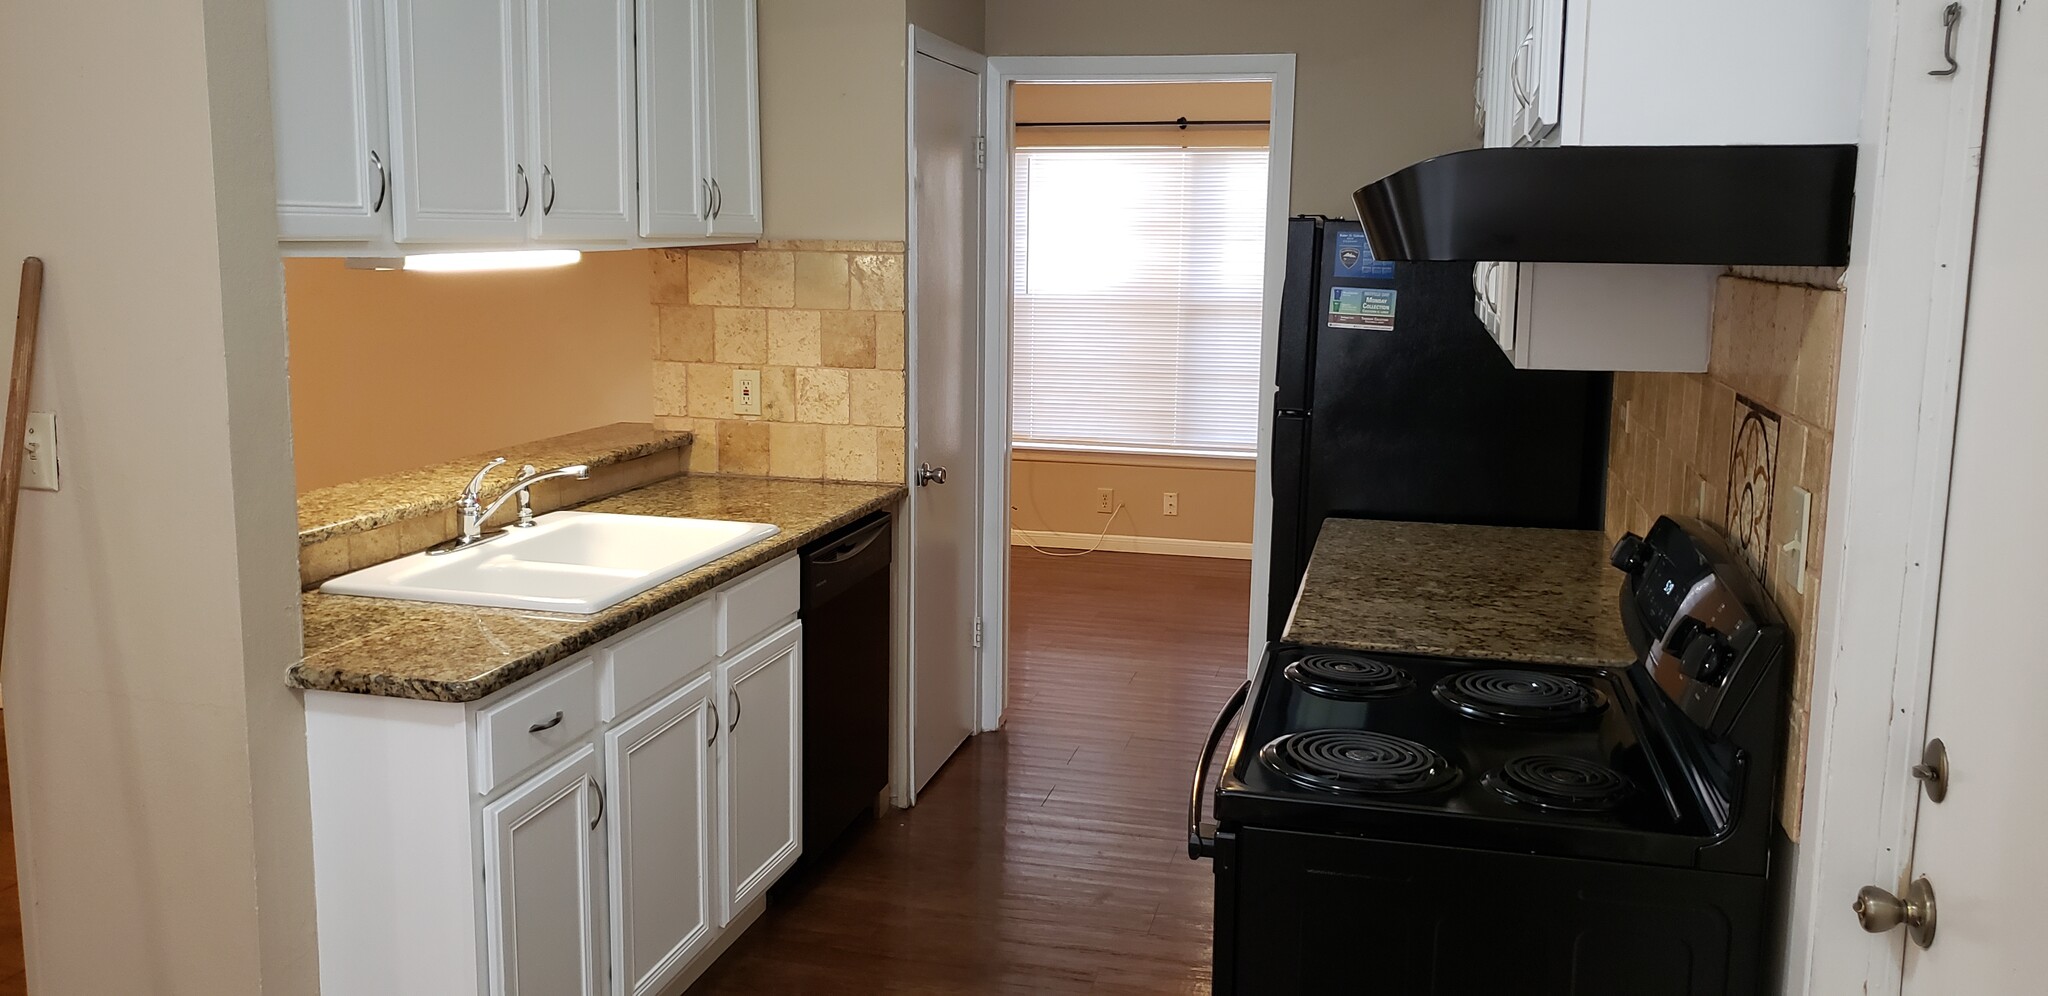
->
[542, 165, 556, 216]
[369, 150, 387, 214]
[708, 701, 720, 745]
[729, 688, 741, 731]
[516, 164, 530, 218]
[528, 710, 564, 734]
[701, 177, 712, 218]
[710, 178, 722, 219]
[588, 776, 605, 830]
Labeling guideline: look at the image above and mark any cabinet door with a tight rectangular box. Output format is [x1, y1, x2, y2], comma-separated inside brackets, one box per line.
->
[268, 0, 390, 240]
[483, 745, 607, 996]
[719, 620, 801, 922]
[637, 0, 711, 238]
[388, 0, 530, 243]
[531, 0, 637, 240]
[1515, 0, 1565, 146]
[604, 672, 718, 996]
[701, 0, 763, 238]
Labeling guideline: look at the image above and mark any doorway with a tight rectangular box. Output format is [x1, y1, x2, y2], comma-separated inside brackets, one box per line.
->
[978, 56, 1298, 734]
[1001, 77, 1271, 738]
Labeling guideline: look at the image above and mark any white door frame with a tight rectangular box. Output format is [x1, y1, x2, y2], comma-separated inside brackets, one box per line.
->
[977, 54, 1298, 731]
[900, 25, 987, 806]
[1782, 0, 1998, 991]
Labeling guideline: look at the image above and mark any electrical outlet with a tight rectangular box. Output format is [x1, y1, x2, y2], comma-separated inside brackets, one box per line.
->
[22, 412, 56, 492]
[1162, 492, 1178, 516]
[1096, 488, 1115, 513]
[732, 369, 762, 416]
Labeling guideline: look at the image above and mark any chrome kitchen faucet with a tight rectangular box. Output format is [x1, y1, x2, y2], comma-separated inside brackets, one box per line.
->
[432, 457, 591, 554]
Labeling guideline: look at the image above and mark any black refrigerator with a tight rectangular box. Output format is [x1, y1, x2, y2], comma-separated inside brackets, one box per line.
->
[1268, 216, 1610, 640]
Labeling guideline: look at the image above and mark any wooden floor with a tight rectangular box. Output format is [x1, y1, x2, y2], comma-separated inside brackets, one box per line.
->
[689, 550, 1251, 995]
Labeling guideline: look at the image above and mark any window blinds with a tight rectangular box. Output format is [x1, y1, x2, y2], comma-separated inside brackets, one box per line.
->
[1011, 146, 1269, 456]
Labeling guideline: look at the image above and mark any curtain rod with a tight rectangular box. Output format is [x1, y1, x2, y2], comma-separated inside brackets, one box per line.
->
[1014, 116, 1269, 129]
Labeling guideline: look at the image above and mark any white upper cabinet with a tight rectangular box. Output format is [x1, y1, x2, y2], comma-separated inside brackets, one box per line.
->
[638, 0, 762, 240]
[268, 0, 390, 240]
[636, 0, 712, 238]
[271, 0, 763, 252]
[1477, 0, 1865, 149]
[387, 0, 531, 244]
[531, 0, 638, 240]
[701, 0, 763, 239]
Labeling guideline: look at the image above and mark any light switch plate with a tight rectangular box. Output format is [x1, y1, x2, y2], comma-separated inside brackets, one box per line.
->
[732, 369, 762, 416]
[22, 411, 57, 491]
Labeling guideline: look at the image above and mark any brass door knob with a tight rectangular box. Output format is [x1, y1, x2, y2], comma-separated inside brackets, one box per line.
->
[1854, 876, 1937, 949]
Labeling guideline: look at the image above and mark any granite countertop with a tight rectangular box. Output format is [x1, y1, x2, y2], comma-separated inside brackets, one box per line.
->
[1283, 518, 1635, 668]
[290, 475, 903, 702]
[298, 422, 692, 545]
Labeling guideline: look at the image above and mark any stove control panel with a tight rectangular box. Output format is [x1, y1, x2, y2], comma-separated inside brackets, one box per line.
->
[1619, 517, 1787, 740]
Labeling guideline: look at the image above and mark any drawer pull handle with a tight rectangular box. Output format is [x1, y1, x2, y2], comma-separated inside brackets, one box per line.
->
[528, 711, 564, 734]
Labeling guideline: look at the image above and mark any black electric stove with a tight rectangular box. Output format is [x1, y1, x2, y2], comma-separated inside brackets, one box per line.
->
[1191, 516, 1786, 995]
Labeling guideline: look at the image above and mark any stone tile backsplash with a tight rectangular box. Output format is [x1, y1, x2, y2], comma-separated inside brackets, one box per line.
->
[651, 242, 906, 484]
[1605, 275, 1843, 841]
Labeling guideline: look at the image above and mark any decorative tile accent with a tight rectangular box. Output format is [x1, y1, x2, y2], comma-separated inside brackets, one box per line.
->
[1727, 397, 1779, 585]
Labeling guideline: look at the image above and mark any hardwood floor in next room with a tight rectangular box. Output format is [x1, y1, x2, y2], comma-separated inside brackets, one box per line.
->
[689, 550, 1252, 994]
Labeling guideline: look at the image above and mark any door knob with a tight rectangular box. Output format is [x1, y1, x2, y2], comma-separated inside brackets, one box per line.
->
[916, 462, 949, 486]
[1854, 876, 1937, 948]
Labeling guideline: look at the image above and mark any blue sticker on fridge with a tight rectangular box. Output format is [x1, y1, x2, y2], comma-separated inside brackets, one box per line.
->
[1332, 230, 1397, 279]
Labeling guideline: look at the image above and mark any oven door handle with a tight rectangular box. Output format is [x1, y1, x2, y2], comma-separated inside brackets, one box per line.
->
[1189, 679, 1251, 860]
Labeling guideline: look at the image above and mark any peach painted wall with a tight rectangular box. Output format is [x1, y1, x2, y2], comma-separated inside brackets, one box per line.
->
[284, 250, 656, 491]
[1011, 452, 1256, 547]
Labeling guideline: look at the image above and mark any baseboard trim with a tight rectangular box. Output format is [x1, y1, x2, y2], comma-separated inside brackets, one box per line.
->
[1010, 529, 1253, 561]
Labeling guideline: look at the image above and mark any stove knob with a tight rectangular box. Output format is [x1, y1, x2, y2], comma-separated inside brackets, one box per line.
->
[1680, 629, 1732, 685]
[1609, 533, 1647, 573]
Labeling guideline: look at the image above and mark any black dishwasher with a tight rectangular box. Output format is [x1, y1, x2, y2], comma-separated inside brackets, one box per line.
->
[797, 511, 892, 862]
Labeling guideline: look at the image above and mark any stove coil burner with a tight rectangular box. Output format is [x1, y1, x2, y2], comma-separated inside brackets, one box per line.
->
[1283, 652, 1415, 700]
[1259, 730, 1462, 796]
[1433, 669, 1607, 725]
[1485, 755, 1634, 812]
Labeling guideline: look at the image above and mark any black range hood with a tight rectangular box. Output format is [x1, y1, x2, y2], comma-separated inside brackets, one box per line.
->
[1353, 144, 1856, 266]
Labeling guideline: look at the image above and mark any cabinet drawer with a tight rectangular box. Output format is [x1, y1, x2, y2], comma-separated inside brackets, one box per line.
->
[602, 597, 717, 721]
[475, 658, 599, 795]
[718, 555, 798, 655]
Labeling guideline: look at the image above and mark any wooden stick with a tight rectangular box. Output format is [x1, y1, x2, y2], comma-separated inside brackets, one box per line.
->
[0, 258, 45, 663]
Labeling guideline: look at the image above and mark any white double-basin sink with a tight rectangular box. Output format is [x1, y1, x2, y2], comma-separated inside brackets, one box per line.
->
[321, 511, 779, 614]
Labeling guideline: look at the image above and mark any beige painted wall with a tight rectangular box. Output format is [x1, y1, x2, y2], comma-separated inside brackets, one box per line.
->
[1011, 453, 1255, 545]
[285, 252, 655, 492]
[1014, 81, 1272, 147]
[760, 0, 910, 241]
[908, 0, 984, 50]
[986, 0, 1482, 217]
[0, 0, 316, 990]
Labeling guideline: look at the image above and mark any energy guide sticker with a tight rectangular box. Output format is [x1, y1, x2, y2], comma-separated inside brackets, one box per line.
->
[1329, 287, 1397, 331]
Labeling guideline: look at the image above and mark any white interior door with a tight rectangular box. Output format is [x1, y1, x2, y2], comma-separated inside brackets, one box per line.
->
[1896, 4, 2046, 990]
[908, 41, 984, 797]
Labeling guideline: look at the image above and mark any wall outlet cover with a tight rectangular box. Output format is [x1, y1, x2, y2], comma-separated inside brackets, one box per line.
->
[1162, 492, 1178, 516]
[1095, 488, 1114, 513]
[732, 369, 762, 416]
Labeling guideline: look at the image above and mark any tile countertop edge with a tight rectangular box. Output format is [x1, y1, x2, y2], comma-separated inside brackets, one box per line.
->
[297, 422, 695, 545]
[289, 478, 905, 703]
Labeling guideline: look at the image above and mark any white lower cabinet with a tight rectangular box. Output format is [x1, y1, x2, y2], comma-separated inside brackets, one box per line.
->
[719, 621, 802, 921]
[605, 671, 719, 996]
[305, 555, 804, 996]
[484, 746, 608, 996]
